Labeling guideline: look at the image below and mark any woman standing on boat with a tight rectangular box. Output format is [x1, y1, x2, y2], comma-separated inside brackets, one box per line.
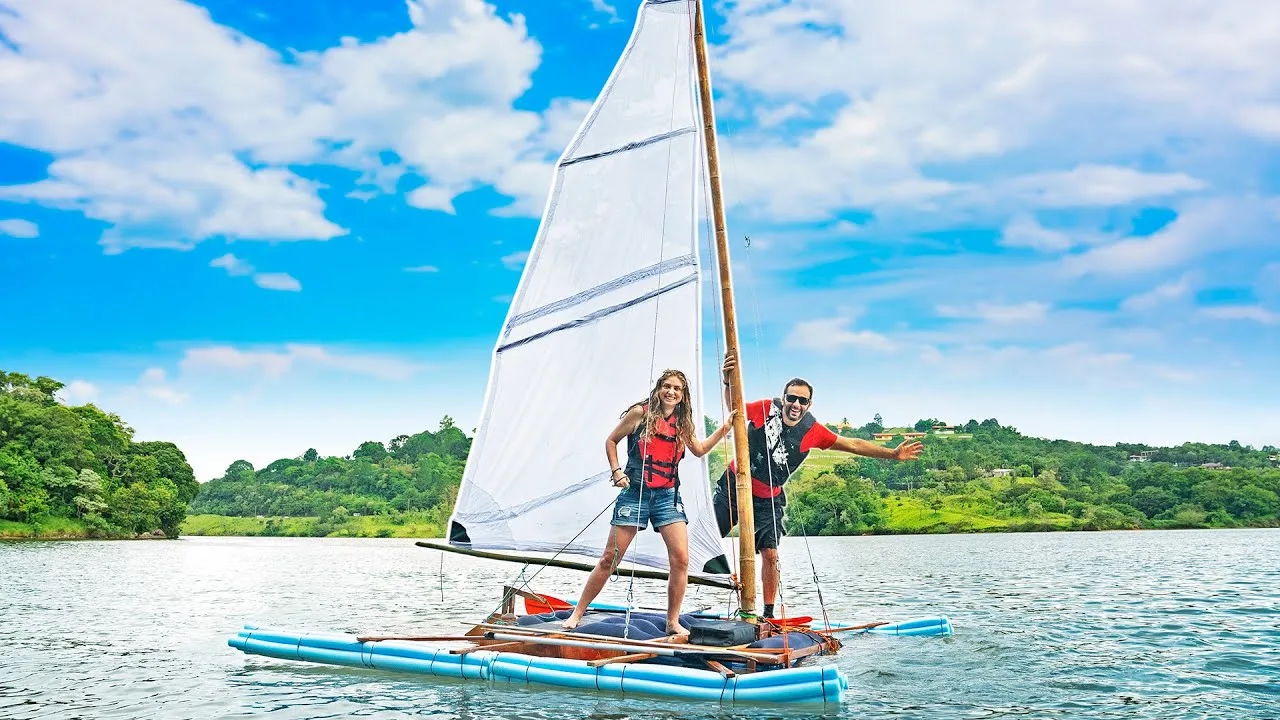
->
[562, 369, 736, 636]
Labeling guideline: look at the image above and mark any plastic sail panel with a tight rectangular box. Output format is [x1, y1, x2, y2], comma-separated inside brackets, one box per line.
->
[448, 0, 729, 577]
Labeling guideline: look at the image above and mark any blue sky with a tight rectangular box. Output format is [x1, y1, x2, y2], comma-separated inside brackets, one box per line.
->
[2, 0, 1278, 480]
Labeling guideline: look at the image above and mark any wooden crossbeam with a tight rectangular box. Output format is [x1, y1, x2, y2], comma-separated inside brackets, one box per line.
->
[586, 652, 658, 667]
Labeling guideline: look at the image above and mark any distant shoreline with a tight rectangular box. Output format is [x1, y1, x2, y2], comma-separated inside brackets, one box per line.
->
[9, 514, 1277, 541]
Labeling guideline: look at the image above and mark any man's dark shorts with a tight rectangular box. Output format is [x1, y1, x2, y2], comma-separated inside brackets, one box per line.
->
[712, 470, 786, 551]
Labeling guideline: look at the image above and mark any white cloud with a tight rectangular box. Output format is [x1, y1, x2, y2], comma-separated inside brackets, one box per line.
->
[999, 214, 1073, 253]
[1120, 274, 1194, 312]
[1042, 342, 1131, 369]
[252, 272, 301, 292]
[0, 0, 557, 250]
[1003, 165, 1206, 208]
[500, 251, 529, 270]
[937, 301, 1049, 324]
[1198, 305, 1280, 325]
[404, 264, 440, 273]
[138, 367, 188, 405]
[785, 317, 898, 353]
[56, 380, 99, 405]
[1062, 198, 1275, 277]
[587, 0, 620, 23]
[1238, 104, 1280, 139]
[0, 218, 39, 238]
[711, 1, 1280, 219]
[210, 253, 254, 276]
[180, 344, 423, 382]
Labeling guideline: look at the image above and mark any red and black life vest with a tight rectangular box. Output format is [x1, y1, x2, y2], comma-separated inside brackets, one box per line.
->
[732, 398, 818, 499]
[624, 405, 685, 489]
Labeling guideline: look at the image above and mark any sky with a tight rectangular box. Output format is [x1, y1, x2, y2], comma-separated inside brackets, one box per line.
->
[2, 0, 1278, 481]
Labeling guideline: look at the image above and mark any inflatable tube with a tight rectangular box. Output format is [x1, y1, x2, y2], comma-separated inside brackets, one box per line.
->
[865, 616, 953, 637]
[229, 625, 846, 704]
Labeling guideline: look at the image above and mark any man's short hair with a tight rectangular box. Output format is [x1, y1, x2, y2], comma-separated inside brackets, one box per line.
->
[783, 377, 814, 399]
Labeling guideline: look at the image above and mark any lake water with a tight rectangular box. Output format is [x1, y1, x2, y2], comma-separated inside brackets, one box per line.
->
[1, 530, 1277, 719]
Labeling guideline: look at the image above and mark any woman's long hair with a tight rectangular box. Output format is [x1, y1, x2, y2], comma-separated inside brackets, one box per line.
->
[626, 369, 696, 453]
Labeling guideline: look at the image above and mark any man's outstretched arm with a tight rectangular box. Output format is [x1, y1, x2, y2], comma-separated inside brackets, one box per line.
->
[832, 436, 923, 461]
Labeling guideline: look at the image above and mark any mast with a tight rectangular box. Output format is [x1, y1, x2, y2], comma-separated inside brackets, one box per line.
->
[691, 0, 757, 619]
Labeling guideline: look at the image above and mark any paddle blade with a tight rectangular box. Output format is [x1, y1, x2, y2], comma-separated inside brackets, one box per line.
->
[523, 594, 572, 614]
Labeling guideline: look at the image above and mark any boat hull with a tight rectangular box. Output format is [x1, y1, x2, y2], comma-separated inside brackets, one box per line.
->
[228, 624, 848, 704]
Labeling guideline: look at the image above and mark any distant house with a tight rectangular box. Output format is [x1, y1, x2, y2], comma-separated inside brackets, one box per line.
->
[931, 422, 956, 434]
[1200, 462, 1230, 470]
[1128, 450, 1157, 462]
[873, 431, 927, 441]
[990, 468, 1014, 477]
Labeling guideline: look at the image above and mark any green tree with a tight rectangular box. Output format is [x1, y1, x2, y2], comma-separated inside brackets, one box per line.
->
[353, 441, 388, 463]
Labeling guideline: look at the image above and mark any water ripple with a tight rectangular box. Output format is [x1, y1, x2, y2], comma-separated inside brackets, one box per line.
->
[1, 530, 1278, 718]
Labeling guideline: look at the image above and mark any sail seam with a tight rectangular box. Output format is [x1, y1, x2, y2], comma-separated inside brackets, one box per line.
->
[560, 126, 696, 167]
[497, 273, 697, 353]
[505, 254, 696, 332]
[453, 473, 606, 524]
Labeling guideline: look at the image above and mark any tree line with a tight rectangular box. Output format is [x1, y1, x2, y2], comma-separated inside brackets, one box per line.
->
[784, 417, 1280, 534]
[1, 371, 198, 537]
[188, 418, 470, 535]
[6, 367, 1276, 538]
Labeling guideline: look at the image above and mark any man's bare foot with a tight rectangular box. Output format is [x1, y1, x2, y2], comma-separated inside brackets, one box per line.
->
[666, 622, 689, 637]
[561, 614, 582, 631]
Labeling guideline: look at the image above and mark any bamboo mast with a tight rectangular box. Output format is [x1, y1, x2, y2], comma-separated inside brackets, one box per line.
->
[691, 0, 757, 619]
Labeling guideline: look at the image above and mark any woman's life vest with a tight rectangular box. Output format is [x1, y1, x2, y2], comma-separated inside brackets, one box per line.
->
[623, 405, 685, 490]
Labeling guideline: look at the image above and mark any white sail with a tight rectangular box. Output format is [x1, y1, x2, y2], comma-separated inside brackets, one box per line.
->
[447, 0, 730, 579]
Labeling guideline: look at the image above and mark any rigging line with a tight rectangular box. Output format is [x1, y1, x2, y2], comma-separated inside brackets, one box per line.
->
[741, 235, 834, 628]
[485, 497, 619, 619]
[620, 10, 688, 638]
[795, 513, 834, 632]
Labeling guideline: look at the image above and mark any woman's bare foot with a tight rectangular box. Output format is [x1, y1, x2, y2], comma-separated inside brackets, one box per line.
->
[561, 613, 582, 631]
[666, 622, 689, 637]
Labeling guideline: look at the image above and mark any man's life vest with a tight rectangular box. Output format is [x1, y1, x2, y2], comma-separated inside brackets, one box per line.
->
[732, 398, 818, 499]
[624, 405, 685, 490]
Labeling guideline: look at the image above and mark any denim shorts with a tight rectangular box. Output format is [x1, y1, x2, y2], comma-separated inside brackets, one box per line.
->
[610, 483, 687, 530]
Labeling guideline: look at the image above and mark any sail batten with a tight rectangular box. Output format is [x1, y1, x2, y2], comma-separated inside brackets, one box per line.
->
[447, 0, 728, 578]
[497, 272, 698, 354]
[505, 253, 696, 333]
[561, 126, 697, 168]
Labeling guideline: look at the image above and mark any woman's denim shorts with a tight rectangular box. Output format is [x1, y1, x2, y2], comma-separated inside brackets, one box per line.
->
[610, 483, 687, 530]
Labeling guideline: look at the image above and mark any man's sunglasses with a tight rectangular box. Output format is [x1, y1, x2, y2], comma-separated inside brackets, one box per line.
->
[784, 394, 811, 406]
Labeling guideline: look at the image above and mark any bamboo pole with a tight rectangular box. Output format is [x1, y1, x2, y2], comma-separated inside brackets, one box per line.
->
[692, 0, 757, 620]
[475, 623, 786, 655]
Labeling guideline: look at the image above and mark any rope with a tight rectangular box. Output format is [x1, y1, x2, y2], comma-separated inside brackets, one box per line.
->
[485, 497, 618, 619]
[703, 14, 836, 631]
[617, 10, 687, 639]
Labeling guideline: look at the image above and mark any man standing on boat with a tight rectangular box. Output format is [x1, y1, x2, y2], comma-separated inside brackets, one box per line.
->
[714, 352, 923, 619]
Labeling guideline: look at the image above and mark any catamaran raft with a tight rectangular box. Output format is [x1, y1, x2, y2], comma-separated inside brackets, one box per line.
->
[229, 0, 952, 704]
